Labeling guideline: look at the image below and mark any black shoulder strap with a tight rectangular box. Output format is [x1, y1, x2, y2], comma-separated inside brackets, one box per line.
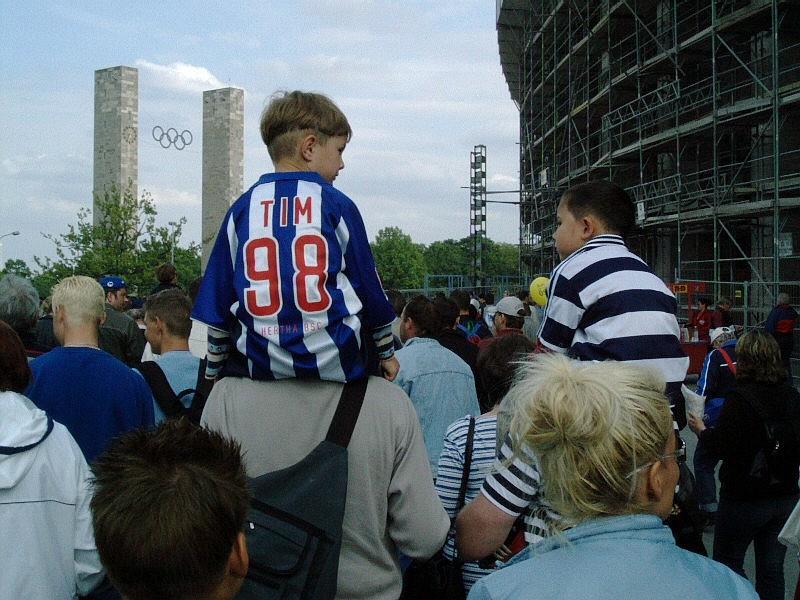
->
[325, 377, 368, 448]
[185, 358, 213, 422]
[456, 417, 476, 512]
[138, 361, 186, 418]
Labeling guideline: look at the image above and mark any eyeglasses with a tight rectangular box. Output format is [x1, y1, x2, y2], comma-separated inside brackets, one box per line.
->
[657, 444, 687, 465]
[626, 438, 686, 479]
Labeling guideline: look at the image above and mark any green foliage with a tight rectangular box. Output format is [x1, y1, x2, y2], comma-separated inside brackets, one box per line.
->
[483, 239, 519, 278]
[423, 239, 471, 276]
[0, 259, 33, 280]
[371, 228, 519, 289]
[371, 226, 427, 289]
[32, 186, 201, 298]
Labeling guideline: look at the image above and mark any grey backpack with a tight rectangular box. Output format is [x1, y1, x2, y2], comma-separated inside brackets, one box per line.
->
[235, 377, 367, 600]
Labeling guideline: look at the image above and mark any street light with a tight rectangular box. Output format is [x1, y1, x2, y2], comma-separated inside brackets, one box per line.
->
[0, 230, 20, 266]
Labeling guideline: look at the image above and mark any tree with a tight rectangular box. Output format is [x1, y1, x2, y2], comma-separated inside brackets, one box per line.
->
[33, 186, 201, 298]
[484, 240, 519, 278]
[370, 226, 426, 289]
[0, 259, 33, 280]
[423, 239, 470, 277]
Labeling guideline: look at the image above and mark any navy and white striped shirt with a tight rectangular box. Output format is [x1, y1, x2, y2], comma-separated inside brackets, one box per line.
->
[480, 432, 561, 547]
[538, 234, 689, 425]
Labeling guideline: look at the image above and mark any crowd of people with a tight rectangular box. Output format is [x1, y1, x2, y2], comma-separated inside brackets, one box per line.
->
[2, 90, 799, 600]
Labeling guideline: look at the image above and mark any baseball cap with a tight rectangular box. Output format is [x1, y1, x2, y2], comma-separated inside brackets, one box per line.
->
[495, 296, 526, 317]
[470, 298, 481, 311]
[99, 276, 127, 291]
[710, 326, 735, 345]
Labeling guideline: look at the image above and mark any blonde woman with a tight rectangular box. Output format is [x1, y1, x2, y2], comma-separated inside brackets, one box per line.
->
[468, 354, 756, 600]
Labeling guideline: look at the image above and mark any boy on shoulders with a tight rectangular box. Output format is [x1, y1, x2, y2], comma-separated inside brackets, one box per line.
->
[193, 91, 398, 384]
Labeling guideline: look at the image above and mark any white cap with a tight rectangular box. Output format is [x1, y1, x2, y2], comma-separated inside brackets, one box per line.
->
[495, 296, 526, 317]
[470, 298, 481, 310]
[710, 326, 735, 345]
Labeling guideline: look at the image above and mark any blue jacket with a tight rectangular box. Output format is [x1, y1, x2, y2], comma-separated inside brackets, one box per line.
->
[696, 338, 737, 400]
[467, 514, 757, 599]
[395, 337, 479, 472]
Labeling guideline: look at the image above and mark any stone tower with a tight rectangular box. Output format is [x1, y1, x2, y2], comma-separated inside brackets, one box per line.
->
[93, 66, 138, 225]
[201, 87, 244, 271]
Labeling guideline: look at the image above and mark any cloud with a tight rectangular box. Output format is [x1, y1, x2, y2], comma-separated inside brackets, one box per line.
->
[146, 186, 200, 209]
[135, 59, 226, 95]
[489, 174, 519, 187]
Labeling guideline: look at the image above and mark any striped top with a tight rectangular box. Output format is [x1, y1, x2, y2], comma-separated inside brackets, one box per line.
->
[192, 171, 396, 382]
[435, 415, 499, 591]
[480, 432, 561, 548]
[538, 234, 689, 425]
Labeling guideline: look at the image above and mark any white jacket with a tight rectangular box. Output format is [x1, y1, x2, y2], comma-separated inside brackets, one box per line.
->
[0, 391, 105, 599]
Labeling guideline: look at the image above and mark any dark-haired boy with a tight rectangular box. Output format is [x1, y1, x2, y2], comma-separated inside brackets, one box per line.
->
[140, 289, 200, 423]
[192, 90, 397, 385]
[540, 180, 688, 422]
[457, 180, 689, 561]
[90, 419, 250, 600]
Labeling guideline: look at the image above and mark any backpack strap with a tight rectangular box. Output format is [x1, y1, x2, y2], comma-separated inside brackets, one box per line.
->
[325, 377, 368, 448]
[138, 361, 186, 418]
[456, 417, 476, 512]
[717, 347, 737, 375]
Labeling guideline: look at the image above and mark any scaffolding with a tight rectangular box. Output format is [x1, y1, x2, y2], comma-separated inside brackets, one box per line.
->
[470, 144, 488, 287]
[496, 0, 800, 307]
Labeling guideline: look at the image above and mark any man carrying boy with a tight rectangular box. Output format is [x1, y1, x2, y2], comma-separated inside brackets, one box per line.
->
[90, 419, 250, 600]
[192, 91, 397, 383]
[457, 180, 689, 560]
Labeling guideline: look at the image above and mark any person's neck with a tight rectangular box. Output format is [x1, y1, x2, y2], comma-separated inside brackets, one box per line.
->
[484, 405, 501, 417]
[274, 158, 308, 173]
[62, 325, 100, 348]
[158, 336, 190, 354]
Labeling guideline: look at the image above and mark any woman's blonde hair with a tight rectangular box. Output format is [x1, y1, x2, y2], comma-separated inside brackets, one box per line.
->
[507, 354, 673, 524]
[52, 276, 105, 327]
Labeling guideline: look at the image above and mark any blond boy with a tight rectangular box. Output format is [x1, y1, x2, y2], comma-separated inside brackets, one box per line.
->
[192, 91, 397, 383]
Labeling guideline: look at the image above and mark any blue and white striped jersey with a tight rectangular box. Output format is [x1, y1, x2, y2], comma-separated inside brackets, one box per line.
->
[538, 235, 689, 423]
[192, 171, 396, 382]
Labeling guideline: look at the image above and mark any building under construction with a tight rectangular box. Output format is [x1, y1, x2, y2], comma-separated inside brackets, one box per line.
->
[496, 0, 800, 317]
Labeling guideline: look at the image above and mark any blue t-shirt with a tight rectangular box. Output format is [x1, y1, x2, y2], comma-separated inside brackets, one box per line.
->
[27, 347, 154, 462]
[146, 350, 201, 424]
[192, 171, 396, 382]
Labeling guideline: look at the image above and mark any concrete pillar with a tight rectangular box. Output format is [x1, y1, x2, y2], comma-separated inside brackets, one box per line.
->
[201, 87, 244, 271]
[93, 66, 138, 225]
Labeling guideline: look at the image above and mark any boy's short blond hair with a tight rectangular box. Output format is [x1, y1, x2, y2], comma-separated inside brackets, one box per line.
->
[260, 90, 352, 162]
[52, 276, 105, 327]
[507, 354, 672, 525]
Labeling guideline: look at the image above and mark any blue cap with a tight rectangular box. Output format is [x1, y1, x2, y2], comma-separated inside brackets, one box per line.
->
[99, 276, 127, 290]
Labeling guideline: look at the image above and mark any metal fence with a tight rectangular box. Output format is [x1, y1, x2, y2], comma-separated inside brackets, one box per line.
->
[675, 279, 800, 384]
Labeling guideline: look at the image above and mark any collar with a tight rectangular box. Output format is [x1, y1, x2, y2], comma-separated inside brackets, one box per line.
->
[402, 336, 438, 348]
[257, 171, 328, 186]
[560, 234, 626, 263]
[533, 514, 671, 555]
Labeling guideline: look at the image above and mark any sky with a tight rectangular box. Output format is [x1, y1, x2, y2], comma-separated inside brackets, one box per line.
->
[0, 1, 521, 268]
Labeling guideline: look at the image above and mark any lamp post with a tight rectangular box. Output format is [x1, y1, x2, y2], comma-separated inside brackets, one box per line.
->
[0, 230, 20, 266]
[169, 224, 176, 264]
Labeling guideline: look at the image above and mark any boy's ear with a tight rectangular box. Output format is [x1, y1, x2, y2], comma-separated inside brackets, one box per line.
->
[299, 133, 318, 163]
[580, 215, 598, 241]
[229, 531, 249, 578]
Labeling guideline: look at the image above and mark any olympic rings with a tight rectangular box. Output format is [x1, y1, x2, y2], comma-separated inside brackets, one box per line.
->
[151, 126, 193, 150]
